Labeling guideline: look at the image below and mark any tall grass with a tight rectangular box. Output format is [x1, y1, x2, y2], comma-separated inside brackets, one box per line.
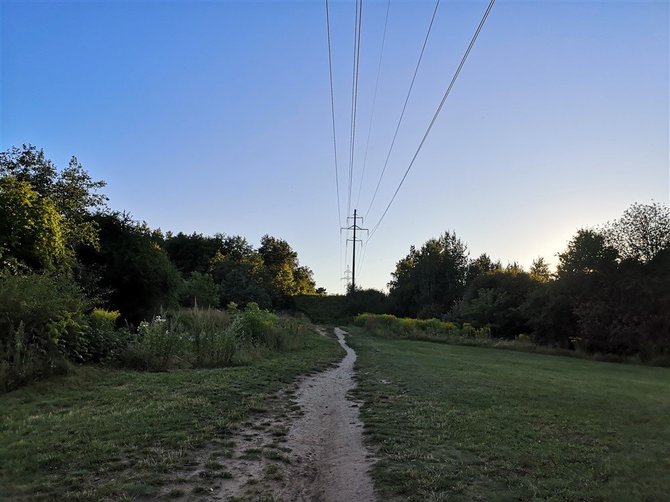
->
[1, 275, 316, 391]
[353, 313, 667, 365]
[354, 313, 491, 344]
[121, 303, 314, 371]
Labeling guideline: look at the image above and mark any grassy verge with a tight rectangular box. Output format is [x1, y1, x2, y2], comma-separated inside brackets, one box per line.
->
[348, 328, 670, 501]
[0, 329, 342, 500]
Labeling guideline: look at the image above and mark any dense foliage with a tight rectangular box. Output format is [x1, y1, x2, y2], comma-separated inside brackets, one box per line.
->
[387, 207, 670, 363]
[293, 288, 389, 324]
[0, 145, 319, 391]
[120, 303, 315, 372]
[2, 143, 668, 391]
[388, 231, 468, 318]
[354, 313, 491, 343]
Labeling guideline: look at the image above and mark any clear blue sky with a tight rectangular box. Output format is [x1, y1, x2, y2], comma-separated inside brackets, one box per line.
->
[2, 0, 668, 293]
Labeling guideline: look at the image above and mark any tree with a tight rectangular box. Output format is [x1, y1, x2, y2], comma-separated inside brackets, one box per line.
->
[602, 202, 670, 263]
[258, 235, 316, 306]
[178, 271, 220, 308]
[0, 177, 69, 273]
[0, 145, 107, 252]
[556, 229, 619, 277]
[164, 232, 224, 275]
[466, 253, 502, 285]
[450, 269, 539, 338]
[505, 261, 525, 275]
[77, 212, 181, 324]
[526, 230, 619, 348]
[210, 237, 270, 308]
[529, 257, 551, 283]
[388, 231, 469, 317]
[293, 266, 317, 295]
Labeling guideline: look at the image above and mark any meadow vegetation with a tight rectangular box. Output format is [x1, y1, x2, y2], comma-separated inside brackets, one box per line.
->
[354, 313, 491, 343]
[0, 145, 321, 391]
[0, 330, 342, 499]
[383, 212, 670, 364]
[2, 142, 669, 500]
[349, 331, 670, 501]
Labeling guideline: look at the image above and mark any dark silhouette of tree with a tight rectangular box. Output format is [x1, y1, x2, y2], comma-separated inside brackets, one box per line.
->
[77, 212, 181, 325]
[556, 229, 619, 277]
[602, 202, 670, 263]
[164, 232, 224, 275]
[389, 231, 469, 317]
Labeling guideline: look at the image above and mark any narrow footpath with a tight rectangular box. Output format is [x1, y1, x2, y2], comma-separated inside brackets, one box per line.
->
[275, 327, 376, 501]
[164, 327, 377, 501]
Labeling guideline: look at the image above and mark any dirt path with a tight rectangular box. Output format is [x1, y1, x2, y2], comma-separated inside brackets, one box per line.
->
[275, 327, 376, 501]
[162, 327, 376, 501]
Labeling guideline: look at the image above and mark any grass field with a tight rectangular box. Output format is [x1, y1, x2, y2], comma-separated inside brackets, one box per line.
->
[0, 331, 342, 500]
[348, 330, 670, 501]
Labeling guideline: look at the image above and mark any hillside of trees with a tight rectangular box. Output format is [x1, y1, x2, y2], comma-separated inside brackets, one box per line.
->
[2, 144, 668, 392]
[381, 202, 670, 362]
[0, 145, 318, 390]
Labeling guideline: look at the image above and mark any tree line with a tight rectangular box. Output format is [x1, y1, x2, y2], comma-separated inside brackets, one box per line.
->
[0, 145, 319, 389]
[383, 203, 670, 362]
[0, 145, 318, 322]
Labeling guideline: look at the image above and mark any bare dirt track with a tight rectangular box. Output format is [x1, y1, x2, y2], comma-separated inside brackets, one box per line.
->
[163, 327, 376, 501]
[275, 327, 376, 501]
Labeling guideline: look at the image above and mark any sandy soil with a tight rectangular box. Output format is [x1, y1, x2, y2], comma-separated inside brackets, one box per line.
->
[274, 327, 376, 501]
[162, 327, 376, 501]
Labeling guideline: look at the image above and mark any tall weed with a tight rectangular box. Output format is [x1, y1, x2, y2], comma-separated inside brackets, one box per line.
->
[354, 313, 492, 344]
[0, 274, 86, 391]
[120, 304, 311, 371]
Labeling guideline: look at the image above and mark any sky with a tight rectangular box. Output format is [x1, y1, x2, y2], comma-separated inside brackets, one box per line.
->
[1, 0, 668, 294]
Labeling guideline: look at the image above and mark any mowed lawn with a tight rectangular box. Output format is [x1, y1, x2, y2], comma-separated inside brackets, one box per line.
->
[348, 331, 670, 501]
[0, 332, 342, 500]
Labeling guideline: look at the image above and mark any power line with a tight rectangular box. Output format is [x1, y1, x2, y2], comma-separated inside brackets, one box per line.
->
[324, 0, 342, 226]
[364, 0, 441, 220]
[355, 0, 391, 211]
[347, 0, 364, 217]
[368, 0, 497, 241]
[356, 238, 367, 281]
[339, 227, 344, 290]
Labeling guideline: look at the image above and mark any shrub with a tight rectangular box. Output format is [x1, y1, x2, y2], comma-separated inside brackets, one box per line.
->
[0, 274, 88, 391]
[119, 304, 312, 371]
[177, 307, 234, 367]
[178, 272, 220, 308]
[126, 315, 188, 371]
[354, 313, 491, 343]
[86, 309, 131, 363]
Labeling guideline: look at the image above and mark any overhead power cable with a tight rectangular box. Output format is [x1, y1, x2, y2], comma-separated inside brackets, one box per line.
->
[355, 0, 391, 210]
[364, 0, 441, 220]
[324, 0, 342, 226]
[367, 0, 497, 241]
[346, 0, 364, 216]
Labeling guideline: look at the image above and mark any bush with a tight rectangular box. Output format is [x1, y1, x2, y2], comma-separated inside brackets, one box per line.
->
[354, 313, 491, 343]
[119, 304, 313, 371]
[292, 294, 349, 323]
[125, 315, 188, 371]
[86, 309, 131, 363]
[345, 289, 389, 317]
[0, 274, 88, 391]
[178, 272, 220, 308]
[54, 308, 132, 365]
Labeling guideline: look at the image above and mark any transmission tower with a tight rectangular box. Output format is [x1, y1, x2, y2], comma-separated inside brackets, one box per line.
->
[341, 209, 368, 291]
[341, 266, 352, 292]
